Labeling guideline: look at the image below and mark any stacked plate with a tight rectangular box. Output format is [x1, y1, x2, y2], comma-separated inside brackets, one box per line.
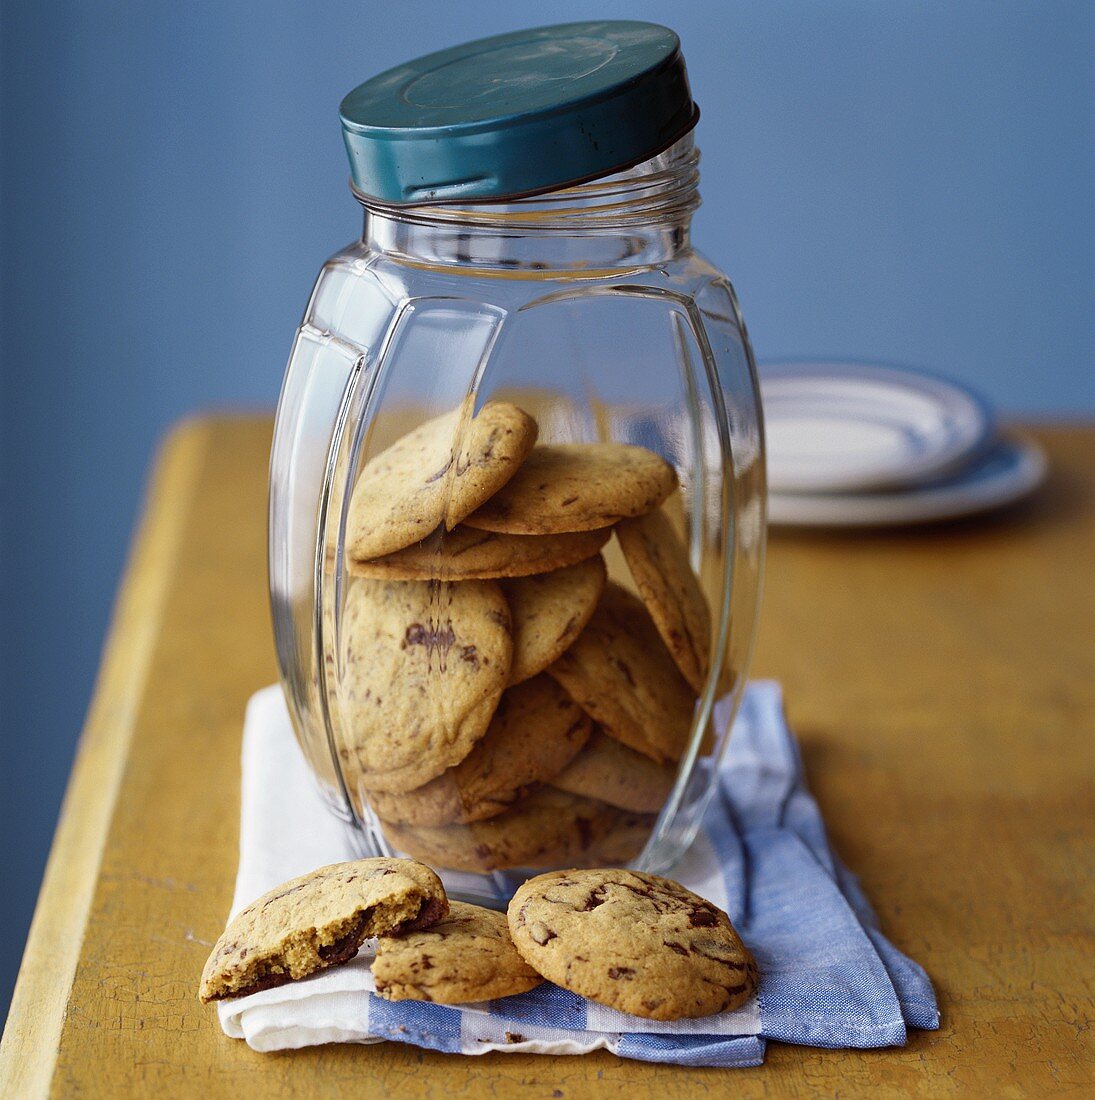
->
[761, 362, 1047, 528]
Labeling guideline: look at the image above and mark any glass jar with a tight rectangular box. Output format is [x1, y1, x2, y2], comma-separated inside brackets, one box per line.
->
[268, 22, 765, 906]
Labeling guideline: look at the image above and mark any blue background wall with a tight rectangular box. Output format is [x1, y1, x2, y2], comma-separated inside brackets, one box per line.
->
[1, 0, 1092, 1018]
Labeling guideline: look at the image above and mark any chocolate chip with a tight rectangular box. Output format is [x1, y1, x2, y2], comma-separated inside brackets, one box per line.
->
[403, 623, 456, 653]
[607, 967, 635, 980]
[612, 657, 637, 688]
[529, 922, 557, 945]
[260, 881, 309, 907]
[577, 885, 607, 912]
[397, 896, 445, 933]
[317, 912, 369, 962]
[424, 458, 453, 484]
[564, 718, 587, 743]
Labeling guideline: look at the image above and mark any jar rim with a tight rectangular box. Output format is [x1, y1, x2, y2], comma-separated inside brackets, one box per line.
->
[352, 132, 701, 233]
[348, 107, 699, 213]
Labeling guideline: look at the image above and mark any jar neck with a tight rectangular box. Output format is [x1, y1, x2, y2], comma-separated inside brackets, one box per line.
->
[356, 134, 700, 273]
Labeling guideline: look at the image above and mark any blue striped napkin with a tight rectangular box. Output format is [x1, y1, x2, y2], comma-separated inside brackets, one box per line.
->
[217, 682, 938, 1065]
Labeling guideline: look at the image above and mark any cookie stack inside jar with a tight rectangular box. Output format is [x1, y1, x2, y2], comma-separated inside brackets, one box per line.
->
[331, 396, 719, 877]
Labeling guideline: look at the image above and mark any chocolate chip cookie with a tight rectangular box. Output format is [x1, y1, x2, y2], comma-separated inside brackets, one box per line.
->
[199, 858, 447, 1003]
[616, 506, 712, 693]
[551, 728, 675, 813]
[373, 901, 542, 1004]
[384, 788, 619, 873]
[339, 577, 512, 793]
[464, 443, 677, 535]
[503, 555, 607, 685]
[547, 582, 696, 764]
[347, 524, 608, 581]
[508, 869, 758, 1020]
[347, 400, 537, 560]
[365, 675, 591, 826]
[574, 810, 658, 867]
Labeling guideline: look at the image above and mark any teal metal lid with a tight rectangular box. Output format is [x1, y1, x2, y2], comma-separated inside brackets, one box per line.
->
[339, 21, 698, 205]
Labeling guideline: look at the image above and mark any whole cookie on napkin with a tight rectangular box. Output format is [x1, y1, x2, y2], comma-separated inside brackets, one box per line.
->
[339, 577, 512, 793]
[464, 443, 677, 534]
[508, 869, 758, 1021]
[347, 400, 537, 560]
[365, 675, 591, 826]
[199, 858, 447, 1003]
[373, 901, 542, 1004]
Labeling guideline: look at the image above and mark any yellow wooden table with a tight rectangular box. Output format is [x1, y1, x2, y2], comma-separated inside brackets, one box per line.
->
[2, 419, 1092, 1097]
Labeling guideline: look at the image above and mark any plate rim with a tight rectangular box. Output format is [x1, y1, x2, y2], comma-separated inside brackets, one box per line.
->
[760, 358, 996, 493]
[767, 431, 1047, 528]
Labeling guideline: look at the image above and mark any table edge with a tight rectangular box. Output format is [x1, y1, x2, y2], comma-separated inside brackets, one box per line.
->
[0, 418, 216, 1097]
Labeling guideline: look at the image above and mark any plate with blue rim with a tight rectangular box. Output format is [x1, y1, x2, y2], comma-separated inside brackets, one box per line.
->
[767, 431, 1047, 528]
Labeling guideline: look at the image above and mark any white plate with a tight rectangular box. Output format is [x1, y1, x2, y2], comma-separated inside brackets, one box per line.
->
[768, 432, 1047, 528]
[761, 362, 994, 493]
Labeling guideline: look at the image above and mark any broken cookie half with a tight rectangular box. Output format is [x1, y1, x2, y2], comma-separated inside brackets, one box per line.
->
[199, 857, 448, 1003]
